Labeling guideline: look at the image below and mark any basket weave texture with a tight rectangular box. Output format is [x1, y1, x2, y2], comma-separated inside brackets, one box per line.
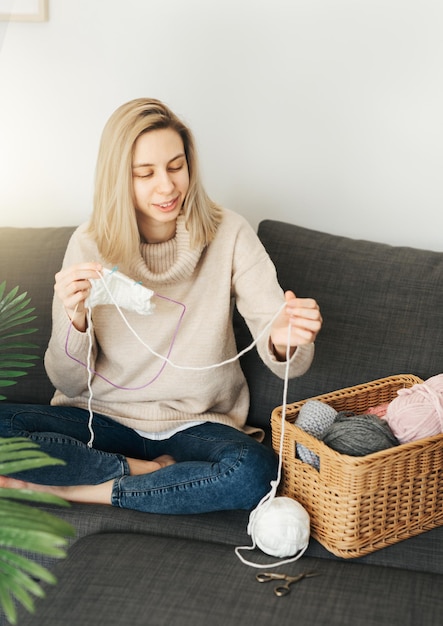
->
[271, 374, 443, 558]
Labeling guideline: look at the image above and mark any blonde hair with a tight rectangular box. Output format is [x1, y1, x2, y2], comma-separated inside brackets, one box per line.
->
[88, 98, 222, 266]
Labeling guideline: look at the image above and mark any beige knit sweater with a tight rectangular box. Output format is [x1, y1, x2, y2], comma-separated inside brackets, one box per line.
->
[45, 209, 314, 438]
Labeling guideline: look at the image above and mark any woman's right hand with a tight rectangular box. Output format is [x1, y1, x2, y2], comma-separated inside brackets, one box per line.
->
[54, 262, 102, 331]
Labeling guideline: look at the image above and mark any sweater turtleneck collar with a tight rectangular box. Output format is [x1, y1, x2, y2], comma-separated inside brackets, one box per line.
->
[130, 215, 204, 285]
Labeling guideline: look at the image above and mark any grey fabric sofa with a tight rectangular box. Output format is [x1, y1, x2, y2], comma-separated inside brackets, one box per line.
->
[1, 219, 442, 626]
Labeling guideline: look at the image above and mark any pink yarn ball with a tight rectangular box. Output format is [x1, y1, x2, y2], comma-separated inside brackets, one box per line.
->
[385, 374, 443, 444]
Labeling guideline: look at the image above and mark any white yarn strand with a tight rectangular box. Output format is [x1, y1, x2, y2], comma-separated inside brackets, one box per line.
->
[91, 268, 287, 371]
[234, 322, 310, 569]
[69, 302, 96, 448]
[86, 306, 95, 447]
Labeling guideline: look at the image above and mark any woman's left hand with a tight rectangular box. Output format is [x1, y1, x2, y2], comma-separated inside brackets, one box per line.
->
[270, 290, 322, 360]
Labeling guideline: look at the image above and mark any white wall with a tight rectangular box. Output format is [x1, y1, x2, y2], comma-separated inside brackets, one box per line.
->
[1, 0, 442, 251]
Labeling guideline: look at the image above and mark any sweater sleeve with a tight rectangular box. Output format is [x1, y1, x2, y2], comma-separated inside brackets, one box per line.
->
[44, 225, 100, 398]
[231, 216, 315, 380]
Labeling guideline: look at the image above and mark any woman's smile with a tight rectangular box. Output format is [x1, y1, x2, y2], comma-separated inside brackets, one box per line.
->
[154, 196, 180, 212]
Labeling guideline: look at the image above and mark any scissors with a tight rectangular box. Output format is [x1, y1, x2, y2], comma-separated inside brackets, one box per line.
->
[256, 571, 320, 597]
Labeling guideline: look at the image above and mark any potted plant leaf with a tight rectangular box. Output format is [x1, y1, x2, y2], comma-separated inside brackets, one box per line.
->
[0, 282, 75, 624]
[0, 281, 39, 402]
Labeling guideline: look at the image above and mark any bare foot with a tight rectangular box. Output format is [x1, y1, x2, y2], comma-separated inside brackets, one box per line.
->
[127, 454, 176, 476]
[0, 476, 114, 504]
[0, 454, 176, 505]
[0, 474, 113, 504]
[0, 474, 63, 494]
[0, 475, 41, 491]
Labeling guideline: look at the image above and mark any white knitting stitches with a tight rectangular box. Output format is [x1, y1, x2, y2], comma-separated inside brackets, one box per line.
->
[86, 268, 155, 315]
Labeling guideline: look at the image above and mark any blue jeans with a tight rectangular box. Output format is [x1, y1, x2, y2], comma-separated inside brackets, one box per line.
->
[0, 404, 278, 514]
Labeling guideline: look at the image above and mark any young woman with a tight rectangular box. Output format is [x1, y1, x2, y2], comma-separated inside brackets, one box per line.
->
[0, 98, 322, 514]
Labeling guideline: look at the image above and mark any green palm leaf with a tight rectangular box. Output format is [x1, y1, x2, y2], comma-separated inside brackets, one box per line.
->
[0, 437, 67, 476]
[0, 284, 75, 623]
[0, 328, 38, 341]
[0, 371, 27, 380]
[0, 359, 37, 368]
[0, 282, 38, 401]
[0, 296, 35, 326]
[0, 549, 57, 584]
[0, 441, 75, 624]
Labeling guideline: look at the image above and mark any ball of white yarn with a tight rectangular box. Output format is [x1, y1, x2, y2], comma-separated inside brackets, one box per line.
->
[250, 497, 310, 558]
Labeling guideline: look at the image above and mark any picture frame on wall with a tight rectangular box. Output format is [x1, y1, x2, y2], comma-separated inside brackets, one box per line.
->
[0, 0, 48, 22]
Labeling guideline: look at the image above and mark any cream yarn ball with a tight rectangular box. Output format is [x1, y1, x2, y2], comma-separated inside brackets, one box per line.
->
[249, 497, 310, 558]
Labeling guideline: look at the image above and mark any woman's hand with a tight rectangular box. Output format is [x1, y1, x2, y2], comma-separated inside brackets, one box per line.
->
[270, 290, 322, 361]
[54, 262, 102, 331]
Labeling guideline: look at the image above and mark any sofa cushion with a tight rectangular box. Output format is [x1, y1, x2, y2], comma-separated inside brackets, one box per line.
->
[17, 532, 443, 626]
[36, 502, 443, 575]
[235, 220, 443, 431]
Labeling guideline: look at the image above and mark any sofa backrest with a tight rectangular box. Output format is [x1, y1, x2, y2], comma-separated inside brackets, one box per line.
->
[0, 227, 75, 404]
[235, 220, 443, 431]
[2, 222, 442, 434]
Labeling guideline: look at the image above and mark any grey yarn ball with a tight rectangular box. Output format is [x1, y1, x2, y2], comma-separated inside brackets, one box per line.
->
[295, 401, 338, 469]
[321, 412, 399, 456]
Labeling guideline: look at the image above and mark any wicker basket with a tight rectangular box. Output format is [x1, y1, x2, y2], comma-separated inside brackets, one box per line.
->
[271, 374, 443, 558]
